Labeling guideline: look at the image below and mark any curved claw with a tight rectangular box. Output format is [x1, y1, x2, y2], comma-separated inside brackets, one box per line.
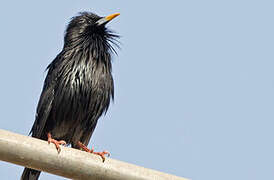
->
[77, 141, 110, 162]
[47, 133, 66, 153]
[93, 151, 110, 162]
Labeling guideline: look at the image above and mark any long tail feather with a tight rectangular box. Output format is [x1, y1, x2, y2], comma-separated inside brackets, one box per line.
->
[21, 168, 41, 180]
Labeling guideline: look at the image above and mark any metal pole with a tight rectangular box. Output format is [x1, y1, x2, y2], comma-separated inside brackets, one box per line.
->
[0, 129, 189, 180]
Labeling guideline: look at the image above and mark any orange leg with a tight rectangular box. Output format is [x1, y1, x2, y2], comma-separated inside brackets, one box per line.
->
[77, 141, 110, 162]
[47, 133, 66, 153]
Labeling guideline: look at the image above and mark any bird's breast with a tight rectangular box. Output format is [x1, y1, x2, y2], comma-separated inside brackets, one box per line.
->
[54, 58, 113, 123]
[50, 58, 113, 139]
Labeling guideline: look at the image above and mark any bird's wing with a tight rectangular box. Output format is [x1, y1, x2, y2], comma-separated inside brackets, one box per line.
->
[30, 66, 57, 138]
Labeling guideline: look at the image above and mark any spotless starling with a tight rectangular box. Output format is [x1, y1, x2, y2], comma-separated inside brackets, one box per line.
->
[21, 12, 120, 180]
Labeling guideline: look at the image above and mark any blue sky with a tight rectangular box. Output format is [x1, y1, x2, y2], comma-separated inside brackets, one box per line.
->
[0, 1, 274, 179]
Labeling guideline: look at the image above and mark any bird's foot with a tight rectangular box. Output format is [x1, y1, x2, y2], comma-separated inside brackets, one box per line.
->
[47, 133, 66, 153]
[92, 151, 110, 162]
[77, 141, 110, 162]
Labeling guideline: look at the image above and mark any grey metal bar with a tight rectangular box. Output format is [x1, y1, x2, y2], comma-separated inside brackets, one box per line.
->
[0, 129, 189, 180]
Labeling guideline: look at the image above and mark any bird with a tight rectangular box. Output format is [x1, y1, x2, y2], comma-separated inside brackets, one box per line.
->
[21, 12, 120, 180]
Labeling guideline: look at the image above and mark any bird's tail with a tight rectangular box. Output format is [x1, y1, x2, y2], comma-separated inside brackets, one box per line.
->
[21, 168, 41, 180]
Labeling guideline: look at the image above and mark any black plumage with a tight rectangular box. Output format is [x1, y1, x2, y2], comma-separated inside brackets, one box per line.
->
[21, 12, 119, 180]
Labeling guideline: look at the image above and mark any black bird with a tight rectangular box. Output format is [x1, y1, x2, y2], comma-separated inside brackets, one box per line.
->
[21, 12, 120, 180]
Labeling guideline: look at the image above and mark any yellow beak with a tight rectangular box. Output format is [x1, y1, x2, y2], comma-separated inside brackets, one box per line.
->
[96, 13, 120, 25]
[105, 13, 120, 21]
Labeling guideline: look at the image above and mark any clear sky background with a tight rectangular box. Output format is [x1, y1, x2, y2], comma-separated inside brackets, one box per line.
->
[0, 1, 273, 180]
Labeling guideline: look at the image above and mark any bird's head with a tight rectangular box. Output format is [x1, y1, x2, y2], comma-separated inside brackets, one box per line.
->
[63, 12, 120, 54]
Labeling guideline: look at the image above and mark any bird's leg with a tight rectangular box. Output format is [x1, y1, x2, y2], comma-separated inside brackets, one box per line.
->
[47, 132, 66, 153]
[77, 141, 110, 162]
